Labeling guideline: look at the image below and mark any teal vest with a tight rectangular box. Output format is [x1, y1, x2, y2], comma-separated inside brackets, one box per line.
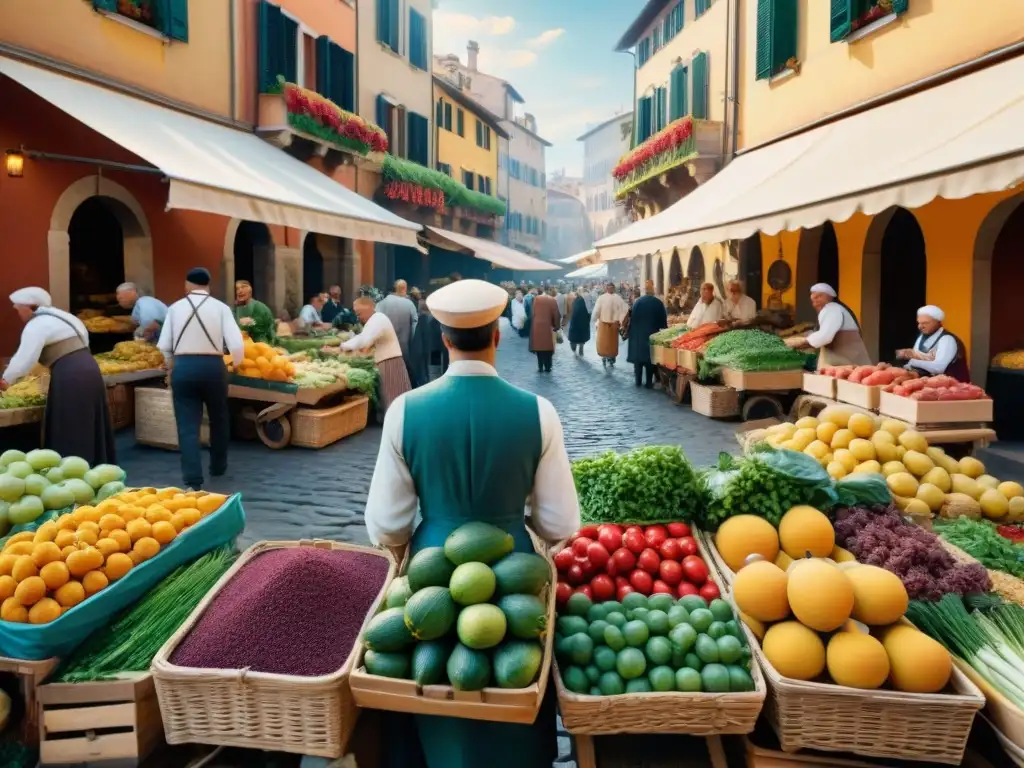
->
[402, 373, 542, 555]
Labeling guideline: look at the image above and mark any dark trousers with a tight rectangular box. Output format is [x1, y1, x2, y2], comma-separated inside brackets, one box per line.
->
[536, 351, 553, 372]
[171, 355, 230, 488]
[570, 342, 585, 355]
[634, 362, 656, 387]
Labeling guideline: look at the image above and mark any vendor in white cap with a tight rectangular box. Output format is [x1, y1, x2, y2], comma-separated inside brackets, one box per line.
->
[786, 283, 872, 368]
[2, 287, 115, 465]
[897, 305, 971, 381]
[364, 278, 579, 768]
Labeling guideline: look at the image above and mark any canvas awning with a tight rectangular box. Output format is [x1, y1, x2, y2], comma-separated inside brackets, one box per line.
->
[556, 248, 599, 265]
[424, 227, 559, 271]
[0, 56, 422, 247]
[565, 263, 608, 279]
[596, 54, 1024, 261]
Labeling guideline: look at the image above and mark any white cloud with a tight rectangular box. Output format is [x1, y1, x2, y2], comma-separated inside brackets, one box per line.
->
[526, 28, 565, 48]
[433, 11, 516, 39]
[478, 48, 537, 70]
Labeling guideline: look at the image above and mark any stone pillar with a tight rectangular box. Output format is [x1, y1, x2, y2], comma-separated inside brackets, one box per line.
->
[272, 246, 301, 319]
[124, 236, 155, 296]
[47, 230, 70, 310]
[341, 239, 359, 305]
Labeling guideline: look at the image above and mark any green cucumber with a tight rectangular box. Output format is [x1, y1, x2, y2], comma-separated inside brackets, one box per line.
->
[404, 587, 457, 641]
[364, 607, 414, 653]
[411, 640, 450, 686]
[447, 643, 491, 691]
[498, 594, 548, 640]
[364, 649, 410, 679]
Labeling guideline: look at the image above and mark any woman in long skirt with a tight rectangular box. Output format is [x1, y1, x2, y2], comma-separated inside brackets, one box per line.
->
[341, 296, 411, 422]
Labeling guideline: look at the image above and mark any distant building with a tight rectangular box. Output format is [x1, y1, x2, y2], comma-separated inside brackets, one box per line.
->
[544, 176, 591, 261]
[577, 113, 633, 243]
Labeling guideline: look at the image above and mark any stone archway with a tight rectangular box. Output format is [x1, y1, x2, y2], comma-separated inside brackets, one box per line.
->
[49, 176, 152, 311]
[668, 249, 683, 287]
[738, 234, 763, 309]
[222, 220, 296, 316]
[795, 222, 839, 324]
[686, 246, 705, 303]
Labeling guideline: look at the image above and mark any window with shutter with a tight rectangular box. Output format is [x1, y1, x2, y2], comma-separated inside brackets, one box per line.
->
[477, 174, 485, 192]
[258, 0, 284, 92]
[677, 2, 686, 33]
[692, 52, 709, 119]
[669, 65, 688, 121]
[463, 170, 474, 190]
[444, 103, 452, 131]
[436, 99, 444, 127]
[316, 36, 332, 98]
[332, 44, 355, 111]
[484, 127, 491, 150]
[93, 0, 118, 11]
[755, 0, 798, 80]
[830, 0, 853, 41]
[377, 0, 399, 50]
[162, 0, 189, 42]
[281, 14, 298, 84]
[475, 119, 483, 147]
[695, 0, 710, 18]
[409, 9, 427, 69]
[457, 109, 465, 137]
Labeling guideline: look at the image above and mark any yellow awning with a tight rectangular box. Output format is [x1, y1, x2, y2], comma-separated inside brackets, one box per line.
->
[425, 227, 559, 271]
[0, 56, 422, 247]
[597, 54, 1024, 261]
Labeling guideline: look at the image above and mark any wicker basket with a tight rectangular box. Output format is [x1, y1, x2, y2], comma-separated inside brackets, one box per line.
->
[107, 383, 135, 431]
[134, 387, 208, 450]
[691, 382, 740, 418]
[349, 527, 556, 724]
[151, 540, 396, 758]
[290, 396, 369, 449]
[696, 529, 736, 588]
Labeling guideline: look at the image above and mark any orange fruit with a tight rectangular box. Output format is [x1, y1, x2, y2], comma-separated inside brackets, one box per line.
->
[98, 514, 126, 531]
[40, 561, 70, 591]
[104, 553, 133, 582]
[11, 556, 38, 583]
[169, 513, 188, 532]
[0, 554, 18, 577]
[150, 521, 176, 545]
[54, 580, 85, 608]
[109, 530, 132, 552]
[0, 575, 16, 600]
[32, 542, 62, 569]
[14, 576, 46, 606]
[77, 521, 100, 535]
[54, 530, 77, 549]
[32, 522, 58, 544]
[1, 597, 27, 623]
[60, 545, 77, 560]
[28, 598, 61, 624]
[145, 506, 172, 524]
[180, 508, 201, 527]
[118, 505, 144, 522]
[76, 529, 98, 546]
[82, 570, 108, 595]
[126, 519, 152, 542]
[132, 537, 160, 562]
[95, 538, 120, 559]
[56, 514, 77, 531]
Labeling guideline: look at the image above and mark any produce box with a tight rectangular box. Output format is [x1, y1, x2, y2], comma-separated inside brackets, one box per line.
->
[0, 656, 59, 746]
[878, 391, 993, 425]
[691, 383, 739, 419]
[953, 658, 1024, 752]
[801, 373, 836, 399]
[228, 375, 299, 398]
[0, 495, 245, 660]
[38, 673, 163, 767]
[293, 380, 350, 406]
[134, 387, 208, 451]
[836, 380, 881, 410]
[720, 368, 803, 392]
[676, 349, 699, 373]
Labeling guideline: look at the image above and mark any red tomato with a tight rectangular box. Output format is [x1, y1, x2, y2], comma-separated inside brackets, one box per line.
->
[597, 526, 623, 552]
[677, 581, 699, 598]
[629, 569, 653, 595]
[624, 525, 643, 538]
[623, 529, 647, 555]
[644, 525, 668, 548]
[700, 582, 721, 602]
[614, 575, 630, 589]
[637, 548, 661, 575]
[605, 558, 619, 577]
[576, 584, 593, 601]
[579, 525, 600, 540]
[616, 584, 635, 601]
[659, 538, 683, 561]
[555, 581, 573, 608]
[572, 537, 593, 557]
[553, 547, 575, 572]
[659, 559, 683, 586]
[612, 548, 637, 573]
[652, 579, 674, 595]
[590, 574, 615, 602]
[667, 522, 691, 538]
[677, 536, 698, 558]
[682, 555, 709, 585]
[576, 557, 596, 580]
[587, 542, 610, 569]
[567, 563, 585, 585]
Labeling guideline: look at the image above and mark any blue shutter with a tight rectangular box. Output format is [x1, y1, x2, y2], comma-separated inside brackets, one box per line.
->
[257, 0, 283, 92]
[892, 0, 908, 13]
[281, 14, 298, 83]
[159, 0, 189, 42]
[376, 95, 389, 134]
[409, 9, 427, 69]
[316, 36, 332, 98]
[407, 112, 417, 164]
[376, 0, 389, 45]
[389, 0, 400, 50]
[692, 52, 708, 119]
[332, 45, 355, 111]
[93, 0, 118, 10]
[830, 0, 853, 42]
[457, 109, 464, 136]
[669, 65, 688, 121]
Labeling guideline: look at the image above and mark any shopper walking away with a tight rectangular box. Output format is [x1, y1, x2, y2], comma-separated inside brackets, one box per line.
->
[554, 286, 566, 319]
[687, 282, 724, 328]
[529, 288, 561, 373]
[567, 288, 591, 356]
[158, 268, 244, 489]
[341, 296, 410, 420]
[232, 280, 275, 343]
[786, 283, 871, 369]
[592, 282, 627, 367]
[510, 290, 527, 337]
[116, 282, 167, 342]
[365, 279, 580, 768]
[376, 280, 419, 378]
[409, 297, 447, 387]
[320, 285, 344, 325]
[628, 280, 669, 388]
[3, 287, 116, 465]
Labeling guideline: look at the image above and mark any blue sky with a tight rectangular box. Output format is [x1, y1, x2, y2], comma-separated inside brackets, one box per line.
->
[432, 0, 641, 177]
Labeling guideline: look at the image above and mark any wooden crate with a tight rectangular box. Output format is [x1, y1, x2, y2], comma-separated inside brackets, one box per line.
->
[0, 656, 60, 746]
[691, 383, 740, 418]
[133, 387, 208, 451]
[290, 397, 369, 449]
[677, 349, 699, 372]
[720, 368, 803, 392]
[835, 380, 881, 410]
[106, 384, 135, 431]
[801, 373, 836, 399]
[39, 674, 164, 767]
[878, 391, 994, 425]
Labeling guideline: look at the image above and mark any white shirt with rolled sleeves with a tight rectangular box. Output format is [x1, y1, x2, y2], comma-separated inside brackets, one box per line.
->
[340, 312, 403, 363]
[591, 293, 627, 326]
[364, 360, 581, 548]
[907, 330, 958, 375]
[2, 309, 88, 384]
[806, 302, 859, 349]
[157, 291, 245, 366]
[687, 298, 724, 329]
[723, 295, 757, 324]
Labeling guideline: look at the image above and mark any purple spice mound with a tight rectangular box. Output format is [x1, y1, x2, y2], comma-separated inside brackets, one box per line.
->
[171, 547, 390, 676]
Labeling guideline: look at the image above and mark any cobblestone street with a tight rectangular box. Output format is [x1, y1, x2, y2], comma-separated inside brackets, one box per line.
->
[116, 321, 739, 548]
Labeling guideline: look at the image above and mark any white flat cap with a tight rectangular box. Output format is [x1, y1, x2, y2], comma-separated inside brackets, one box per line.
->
[917, 305, 945, 322]
[10, 287, 52, 308]
[810, 283, 837, 298]
[427, 279, 508, 329]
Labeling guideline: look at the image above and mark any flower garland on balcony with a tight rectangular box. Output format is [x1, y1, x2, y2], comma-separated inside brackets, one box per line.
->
[281, 81, 388, 156]
[381, 155, 507, 217]
[613, 117, 697, 199]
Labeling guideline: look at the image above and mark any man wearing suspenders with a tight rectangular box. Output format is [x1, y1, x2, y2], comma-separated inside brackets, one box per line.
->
[157, 268, 245, 490]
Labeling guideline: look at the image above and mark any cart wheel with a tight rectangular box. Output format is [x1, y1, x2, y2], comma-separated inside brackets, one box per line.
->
[743, 395, 785, 421]
[256, 415, 292, 449]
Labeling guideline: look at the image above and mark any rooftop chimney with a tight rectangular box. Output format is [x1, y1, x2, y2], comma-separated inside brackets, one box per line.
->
[523, 113, 537, 133]
[467, 40, 479, 72]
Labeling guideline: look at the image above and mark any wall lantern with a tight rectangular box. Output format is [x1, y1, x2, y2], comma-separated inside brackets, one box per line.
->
[5, 150, 24, 178]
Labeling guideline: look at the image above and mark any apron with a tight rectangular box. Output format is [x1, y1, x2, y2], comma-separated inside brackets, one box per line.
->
[815, 301, 871, 369]
[912, 329, 972, 382]
[33, 311, 88, 367]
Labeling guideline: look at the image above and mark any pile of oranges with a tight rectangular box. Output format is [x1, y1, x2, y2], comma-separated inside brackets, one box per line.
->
[0, 488, 228, 624]
[226, 338, 296, 383]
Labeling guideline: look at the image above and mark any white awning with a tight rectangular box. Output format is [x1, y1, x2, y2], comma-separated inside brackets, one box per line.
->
[597, 54, 1024, 261]
[0, 56, 421, 247]
[565, 263, 608, 279]
[425, 227, 559, 271]
[555, 248, 598, 265]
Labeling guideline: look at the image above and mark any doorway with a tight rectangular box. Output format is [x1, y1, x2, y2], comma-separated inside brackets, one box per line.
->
[795, 222, 839, 323]
[877, 208, 927, 364]
[233, 222, 273, 307]
[68, 198, 125, 314]
[988, 202, 1024, 362]
[303, 235, 324, 303]
[738, 235, 763, 308]
[669, 249, 683, 287]
[686, 247, 705, 307]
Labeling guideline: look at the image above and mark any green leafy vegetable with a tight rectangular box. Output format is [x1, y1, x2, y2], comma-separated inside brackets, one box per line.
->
[649, 326, 688, 347]
[699, 329, 808, 374]
[935, 517, 1024, 578]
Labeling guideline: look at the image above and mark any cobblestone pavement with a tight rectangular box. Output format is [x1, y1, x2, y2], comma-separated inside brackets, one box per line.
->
[115, 320, 739, 549]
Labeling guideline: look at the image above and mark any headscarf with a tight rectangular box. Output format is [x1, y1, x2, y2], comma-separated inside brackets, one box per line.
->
[810, 283, 837, 298]
[10, 288, 52, 308]
[917, 305, 945, 322]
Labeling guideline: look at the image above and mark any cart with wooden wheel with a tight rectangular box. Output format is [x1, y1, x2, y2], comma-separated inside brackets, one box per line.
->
[228, 376, 355, 449]
[719, 367, 805, 421]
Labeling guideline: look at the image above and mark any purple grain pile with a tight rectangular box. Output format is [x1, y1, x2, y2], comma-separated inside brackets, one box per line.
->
[171, 547, 390, 676]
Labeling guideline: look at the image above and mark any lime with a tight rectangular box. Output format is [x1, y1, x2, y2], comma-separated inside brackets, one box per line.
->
[644, 609, 670, 636]
[628, 607, 649, 623]
[584, 664, 601, 684]
[667, 605, 690, 628]
[563, 665, 589, 693]
[671, 647, 688, 668]
[605, 611, 627, 628]
[603, 625, 626, 652]
[717, 635, 743, 664]
[669, 623, 697, 654]
[621, 592, 647, 612]
[589, 686, 602, 696]
[569, 633, 594, 665]
[557, 615, 588, 636]
[648, 665, 676, 692]
[615, 647, 647, 680]
[593, 645, 618, 672]
[689, 608, 714, 633]
[727, 664, 755, 692]
[701, 663, 730, 693]
[679, 595, 707, 613]
[695, 634, 720, 664]
[675, 667, 702, 692]
[566, 592, 592, 617]
[555, 635, 573, 662]
[647, 593, 674, 613]
[587, 603, 609, 623]
[724, 619, 743, 640]
[588, 620, 610, 644]
[645, 636, 673, 666]
[709, 598, 734, 623]
[598, 670, 625, 695]
[625, 678, 652, 694]
[623, 620, 650, 647]
[684, 652, 703, 671]
[707, 621, 727, 639]
[603, 601, 623, 615]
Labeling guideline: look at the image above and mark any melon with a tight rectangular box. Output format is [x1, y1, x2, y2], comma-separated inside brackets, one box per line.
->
[951, 474, 982, 500]
[957, 456, 985, 479]
[921, 467, 951, 493]
[916, 483, 944, 512]
[999, 481, 1024, 500]
[886, 472, 918, 498]
[904, 499, 932, 517]
[845, 565, 908, 625]
[881, 461, 907, 478]
[1009, 497, 1024, 521]
[939, 493, 982, 520]
[928, 447, 961, 475]
[880, 419, 908, 438]
[778, 506, 834, 559]
[848, 413, 875, 439]
[714, 515, 779, 573]
[830, 545, 857, 563]
[790, 428, 816, 451]
[874, 442, 899, 464]
[848, 439, 876, 463]
[774, 550, 794, 571]
[829, 429, 856, 451]
[733, 561, 790, 623]
[881, 625, 952, 694]
[902, 450, 934, 478]
[833, 449, 858, 473]
[821, 406, 856, 428]
[979, 489, 1010, 520]
[816, 422, 839, 445]
[976, 474, 1000, 491]
[737, 610, 766, 641]
[827, 632, 890, 689]
[826, 461, 847, 479]
[853, 460, 882, 475]
[787, 558, 854, 632]
[794, 416, 820, 430]
[898, 430, 929, 454]
[762, 621, 825, 680]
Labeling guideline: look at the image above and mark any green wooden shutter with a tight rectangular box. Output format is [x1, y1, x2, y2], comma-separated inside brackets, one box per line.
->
[257, 0, 283, 93]
[457, 109, 464, 136]
[316, 36, 332, 98]
[476, 119, 483, 146]
[669, 65, 687, 121]
[756, 0, 797, 80]
[407, 112, 418, 164]
[755, 0, 773, 80]
[337, 46, 355, 111]
[444, 103, 452, 130]
[160, 0, 189, 42]
[830, 0, 853, 42]
[692, 52, 708, 119]
[891, 0, 908, 13]
[436, 99, 444, 127]
[376, 95, 389, 133]
[281, 14, 298, 84]
[92, 0, 117, 12]
[656, 87, 668, 132]
[677, 1, 685, 33]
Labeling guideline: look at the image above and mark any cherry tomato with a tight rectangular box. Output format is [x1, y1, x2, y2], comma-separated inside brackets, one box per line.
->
[659, 559, 683, 586]
[553, 547, 575, 572]
[667, 522, 692, 538]
[597, 526, 623, 552]
[677, 581, 699, 598]
[644, 525, 668, 548]
[572, 537, 594, 557]
[677, 536, 698, 558]
[629, 569, 653, 595]
[623, 529, 647, 555]
[682, 555, 709, 585]
[616, 584, 635, 601]
[659, 538, 683, 561]
[576, 584, 593, 601]
[612, 548, 637, 573]
[555, 581, 573, 608]
[699, 582, 721, 602]
[637, 548, 661, 575]
[591, 574, 615, 602]
[587, 542, 610, 569]
[614, 575, 630, 589]
[579, 525, 600, 540]
[605, 557, 619, 577]
[652, 579, 674, 595]
[576, 557, 596, 580]
[624, 525, 643, 539]
[567, 563, 585, 585]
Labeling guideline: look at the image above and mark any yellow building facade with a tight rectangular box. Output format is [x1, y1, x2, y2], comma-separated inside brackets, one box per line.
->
[433, 76, 503, 207]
